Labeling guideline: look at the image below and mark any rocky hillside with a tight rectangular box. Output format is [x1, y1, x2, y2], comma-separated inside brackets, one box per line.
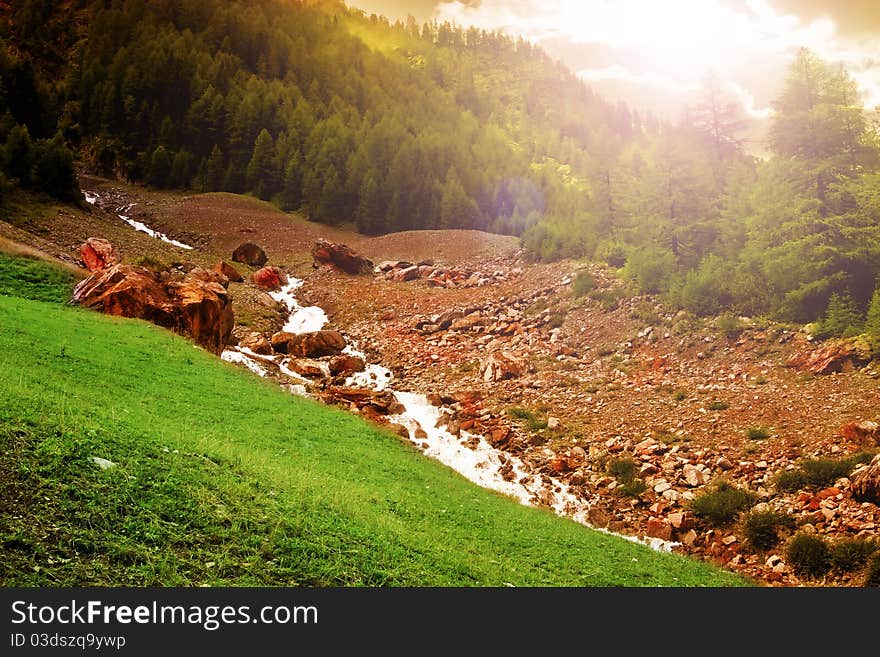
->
[4, 179, 879, 587]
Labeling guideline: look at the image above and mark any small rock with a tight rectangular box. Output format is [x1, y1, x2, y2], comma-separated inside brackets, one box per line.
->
[92, 456, 117, 470]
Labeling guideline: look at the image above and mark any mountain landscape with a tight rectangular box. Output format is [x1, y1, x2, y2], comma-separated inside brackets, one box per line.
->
[1, 0, 879, 588]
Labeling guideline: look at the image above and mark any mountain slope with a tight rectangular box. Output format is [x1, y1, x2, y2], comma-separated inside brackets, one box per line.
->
[0, 255, 748, 586]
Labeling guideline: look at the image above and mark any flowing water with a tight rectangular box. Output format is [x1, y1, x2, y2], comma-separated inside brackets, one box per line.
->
[82, 191, 194, 250]
[80, 188, 677, 552]
[221, 276, 679, 553]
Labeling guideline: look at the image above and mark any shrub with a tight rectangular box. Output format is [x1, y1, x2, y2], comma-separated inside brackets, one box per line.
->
[691, 481, 757, 525]
[588, 288, 626, 311]
[707, 400, 729, 411]
[775, 469, 807, 492]
[775, 454, 867, 492]
[830, 539, 877, 572]
[800, 458, 853, 488]
[607, 457, 646, 497]
[623, 245, 677, 295]
[787, 533, 831, 579]
[671, 255, 733, 316]
[572, 271, 597, 298]
[672, 388, 689, 402]
[617, 479, 647, 497]
[630, 300, 661, 325]
[507, 407, 548, 432]
[607, 457, 638, 484]
[742, 510, 796, 551]
[595, 241, 628, 268]
[864, 554, 880, 587]
[746, 426, 771, 440]
[716, 313, 743, 339]
[135, 256, 168, 272]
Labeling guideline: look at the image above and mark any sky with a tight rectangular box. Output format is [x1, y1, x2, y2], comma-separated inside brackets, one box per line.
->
[346, 1, 880, 123]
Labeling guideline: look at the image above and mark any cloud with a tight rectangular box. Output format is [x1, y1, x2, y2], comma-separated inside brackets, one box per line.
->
[432, 0, 880, 110]
[770, 0, 880, 36]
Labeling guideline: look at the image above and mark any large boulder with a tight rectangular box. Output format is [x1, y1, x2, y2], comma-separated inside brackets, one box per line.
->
[271, 329, 346, 357]
[480, 351, 527, 382]
[329, 354, 366, 376]
[252, 266, 287, 290]
[213, 260, 243, 283]
[239, 332, 272, 355]
[71, 264, 233, 354]
[852, 454, 880, 504]
[786, 339, 870, 375]
[311, 239, 373, 275]
[232, 242, 268, 267]
[80, 238, 118, 272]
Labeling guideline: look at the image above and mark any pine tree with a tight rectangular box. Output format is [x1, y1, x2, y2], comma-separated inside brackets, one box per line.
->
[32, 133, 79, 201]
[818, 292, 864, 339]
[148, 145, 171, 187]
[202, 145, 225, 191]
[2, 124, 35, 186]
[246, 129, 277, 200]
[280, 153, 301, 211]
[355, 172, 384, 234]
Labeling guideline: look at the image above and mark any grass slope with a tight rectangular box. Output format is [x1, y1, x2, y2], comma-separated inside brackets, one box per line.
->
[0, 259, 749, 586]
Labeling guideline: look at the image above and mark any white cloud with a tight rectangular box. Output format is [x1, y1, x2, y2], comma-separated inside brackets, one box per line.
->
[433, 0, 880, 111]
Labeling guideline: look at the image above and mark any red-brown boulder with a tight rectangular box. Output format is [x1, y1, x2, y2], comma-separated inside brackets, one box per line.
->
[271, 330, 346, 357]
[252, 266, 286, 290]
[480, 351, 526, 382]
[213, 261, 243, 283]
[232, 242, 267, 267]
[839, 421, 880, 447]
[80, 238, 118, 272]
[311, 239, 373, 275]
[329, 354, 366, 376]
[239, 332, 272, 355]
[786, 339, 869, 374]
[71, 264, 233, 354]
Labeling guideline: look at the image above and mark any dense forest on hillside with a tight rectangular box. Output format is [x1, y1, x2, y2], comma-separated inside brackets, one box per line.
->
[1, 0, 879, 338]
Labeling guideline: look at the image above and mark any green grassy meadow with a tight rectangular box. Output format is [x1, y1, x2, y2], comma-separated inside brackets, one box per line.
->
[0, 255, 750, 586]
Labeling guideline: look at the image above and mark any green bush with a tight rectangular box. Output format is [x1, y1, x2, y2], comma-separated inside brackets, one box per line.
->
[691, 481, 757, 526]
[595, 241, 628, 268]
[672, 388, 689, 402]
[588, 288, 626, 311]
[742, 509, 796, 551]
[670, 255, 733, 316]
[507, 407, 548, 431]
[746, 426, 771, 440]
[800, 458, 853, 488]
[830, 538, 877, 572]
[775, 469, 807, 492]
[607, 457, 638, 484]
[707, 400, 729, 411]
[572, 271, 597, 298]
[623, 246, 677, 295]
[717, 313, 743, 339]
[864, 554, 880, 587]
[607, 457, 646, 497]
[617, 479, 647, 497]
[787, 533, 831, 579]
[775, 454, 869, 492]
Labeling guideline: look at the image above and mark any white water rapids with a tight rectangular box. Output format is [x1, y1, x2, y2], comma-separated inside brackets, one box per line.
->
[83, 191, 194, 250]
[222, 278, 679, 553]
